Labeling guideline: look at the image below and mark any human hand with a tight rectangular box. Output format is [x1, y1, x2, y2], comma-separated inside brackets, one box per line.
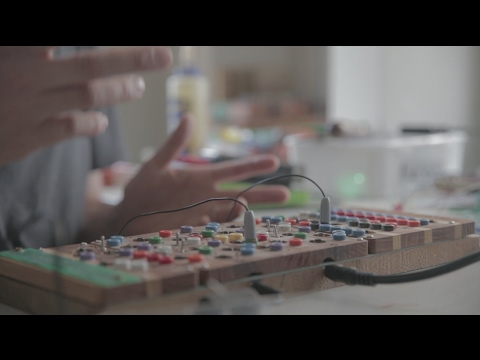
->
[112, 114, 291, 236]
[0, 46, 172, 166]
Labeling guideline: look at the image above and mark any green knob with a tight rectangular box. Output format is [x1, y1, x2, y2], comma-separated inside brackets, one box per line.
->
[149, 236, 163, 244]
[202, 229, 215, 238]
[198, 246, 214, 255]
[294, 232, 307, 240]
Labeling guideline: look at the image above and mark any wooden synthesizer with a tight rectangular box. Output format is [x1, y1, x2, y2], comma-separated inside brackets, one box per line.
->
[0, 204, 478, 314]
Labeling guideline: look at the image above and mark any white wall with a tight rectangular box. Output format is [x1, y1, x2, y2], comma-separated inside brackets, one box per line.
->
[327, 46, 480, 174]
[384, 46, 480, 131]
[384, 46, 480, 175]
[327, 46, 386, 132]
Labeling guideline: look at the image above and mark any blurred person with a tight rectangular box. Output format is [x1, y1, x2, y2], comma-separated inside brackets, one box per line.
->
[0, 46, 290, 251]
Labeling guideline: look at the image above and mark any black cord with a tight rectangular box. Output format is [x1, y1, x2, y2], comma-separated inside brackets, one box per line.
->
[324, 248, 480, 286]
[118, 197, 249, 236]
[226, 174, 327, 222]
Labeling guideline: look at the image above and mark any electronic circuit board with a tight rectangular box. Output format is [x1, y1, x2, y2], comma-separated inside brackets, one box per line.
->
[0, 207, 477, 314]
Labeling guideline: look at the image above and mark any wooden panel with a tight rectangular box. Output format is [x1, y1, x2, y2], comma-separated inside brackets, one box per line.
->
[260, 234, 480, 295]
[0, 208, 477, 314]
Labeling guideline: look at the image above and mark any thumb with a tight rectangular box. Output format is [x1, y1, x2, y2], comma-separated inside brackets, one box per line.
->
[149, 114, 194, 168]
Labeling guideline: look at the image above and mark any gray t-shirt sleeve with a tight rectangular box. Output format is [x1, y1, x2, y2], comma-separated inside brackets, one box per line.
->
[92, 105, 128, 168]
[0, 46, 130, 251]
[0, 108, 127, 251]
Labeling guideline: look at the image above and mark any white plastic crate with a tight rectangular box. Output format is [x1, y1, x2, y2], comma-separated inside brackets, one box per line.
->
[284, 131, 467, 203]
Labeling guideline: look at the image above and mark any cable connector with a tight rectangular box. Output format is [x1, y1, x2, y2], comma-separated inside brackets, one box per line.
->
[243, 210, 256, 242]
[324, 264, 376, 286]
[320, 197, 331, 224]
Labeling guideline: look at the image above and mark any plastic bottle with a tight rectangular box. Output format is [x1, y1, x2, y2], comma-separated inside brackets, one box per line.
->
[166, 46, 210, 155]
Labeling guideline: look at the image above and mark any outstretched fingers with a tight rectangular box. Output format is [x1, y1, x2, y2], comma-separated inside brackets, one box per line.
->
[47, 46, 173, 87]
[0, 46, 54, 59]
[207, 154, 281, 184]
[37, 74, 146, 119]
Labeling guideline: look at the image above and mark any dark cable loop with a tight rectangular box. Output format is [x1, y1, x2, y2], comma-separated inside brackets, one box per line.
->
[118, 197, 249, 236]
[324, 248, 480, 286]
[226, 174, 326, 222]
